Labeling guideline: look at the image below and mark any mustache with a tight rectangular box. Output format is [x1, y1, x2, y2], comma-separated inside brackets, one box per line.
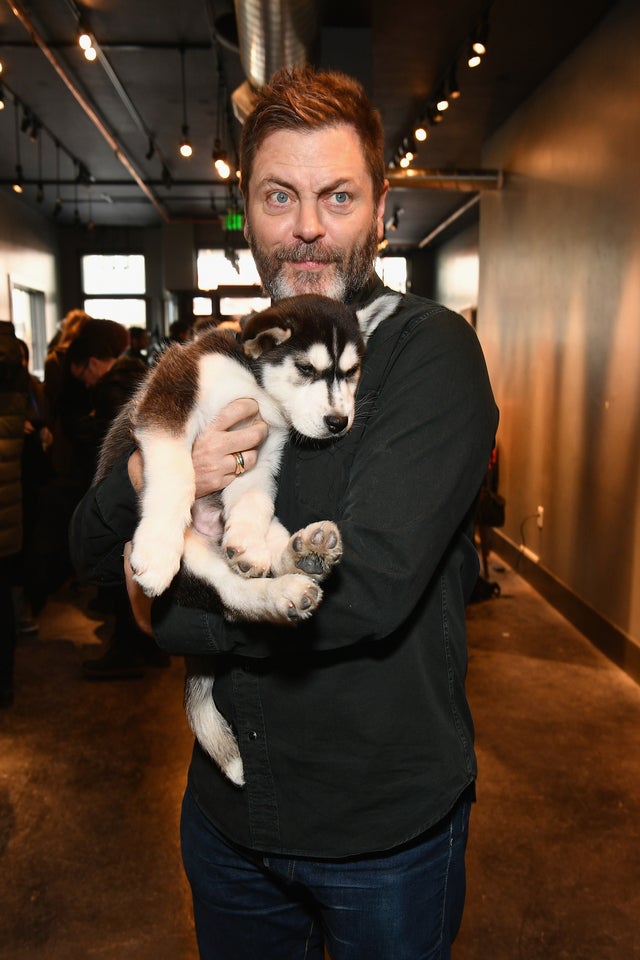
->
[273, 242, 341, 264]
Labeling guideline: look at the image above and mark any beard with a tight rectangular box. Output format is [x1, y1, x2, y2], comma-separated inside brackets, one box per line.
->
[245, 219, 379, 303]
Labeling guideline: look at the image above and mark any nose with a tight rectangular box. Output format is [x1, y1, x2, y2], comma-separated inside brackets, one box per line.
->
[294, 201, 325, 243]
[324, 414, 349, 434]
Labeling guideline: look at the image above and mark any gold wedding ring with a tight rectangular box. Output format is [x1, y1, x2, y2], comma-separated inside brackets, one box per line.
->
[234, 451, 246, 476]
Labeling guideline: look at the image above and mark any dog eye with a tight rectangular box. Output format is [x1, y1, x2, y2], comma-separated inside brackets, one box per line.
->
[295, 362, 315, 377]
[344, 364, 361, 379]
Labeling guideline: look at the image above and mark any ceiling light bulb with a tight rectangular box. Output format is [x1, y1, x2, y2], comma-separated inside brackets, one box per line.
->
[78, 31, 92, 50]
[436, 97, 449, 112]
[414, 124, 428, 142]
[84, 45, 97, 62]
[448, 70, 461, 100]
[399, 156, 411, 168]
[468, 53, 482, 68]
[214, 157, 231, 179]
[180, 126, 193, 158]
[472, 40, 486, 56]
[12, 165, 23, 194]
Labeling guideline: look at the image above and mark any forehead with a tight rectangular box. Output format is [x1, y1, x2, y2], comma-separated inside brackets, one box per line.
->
[248, 125, 373, 194]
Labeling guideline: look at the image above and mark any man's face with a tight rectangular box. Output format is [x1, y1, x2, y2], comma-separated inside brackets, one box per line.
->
[244, 125, 388, 302]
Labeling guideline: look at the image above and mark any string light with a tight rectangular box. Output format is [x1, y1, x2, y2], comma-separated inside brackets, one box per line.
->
[178, 48, 193, 158]
[212, 139, 230, 179]
[78, 27, 97, 61]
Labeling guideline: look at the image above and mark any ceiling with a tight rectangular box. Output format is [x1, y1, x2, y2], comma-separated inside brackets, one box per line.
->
[0, 0, 618, 250]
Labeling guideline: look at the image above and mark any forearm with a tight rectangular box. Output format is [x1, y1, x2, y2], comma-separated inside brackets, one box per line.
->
[69, 450, 138, 586]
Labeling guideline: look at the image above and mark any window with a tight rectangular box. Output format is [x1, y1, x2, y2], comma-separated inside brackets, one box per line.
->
[81, 254, 147, 327]
[197, 249, 261, 289]
[375, 256, 407, 293]
[10, 283, 47, 378]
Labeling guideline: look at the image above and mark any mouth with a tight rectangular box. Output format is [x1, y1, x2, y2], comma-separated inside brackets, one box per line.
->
[288, 259, 335, 272]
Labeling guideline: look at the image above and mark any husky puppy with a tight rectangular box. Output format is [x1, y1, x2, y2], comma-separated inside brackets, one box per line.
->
[97, 292, 399, 785]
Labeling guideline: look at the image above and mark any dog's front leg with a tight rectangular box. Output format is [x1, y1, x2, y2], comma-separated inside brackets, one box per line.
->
[129, 429, 195, 596]
[221, 428, 285, 577]
[222, 484, 277, 577]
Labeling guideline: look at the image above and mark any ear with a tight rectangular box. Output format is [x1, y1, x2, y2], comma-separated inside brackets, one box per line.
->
[243, 325, 292, 359]
[376, 181, 389, 242]
[356, 292, 401, 342]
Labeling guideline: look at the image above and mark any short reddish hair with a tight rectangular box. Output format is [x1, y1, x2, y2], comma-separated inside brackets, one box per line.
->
[240, 66, 386, 204]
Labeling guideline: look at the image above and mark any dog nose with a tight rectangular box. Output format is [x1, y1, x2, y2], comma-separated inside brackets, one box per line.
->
[324, 414, 349, 434]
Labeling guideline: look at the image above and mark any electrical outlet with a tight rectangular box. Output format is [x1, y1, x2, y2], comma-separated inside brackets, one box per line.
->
[537, 505, 544, 530]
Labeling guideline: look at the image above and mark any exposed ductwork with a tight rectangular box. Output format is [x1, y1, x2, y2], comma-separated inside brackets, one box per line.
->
[233, 0, 318, 90]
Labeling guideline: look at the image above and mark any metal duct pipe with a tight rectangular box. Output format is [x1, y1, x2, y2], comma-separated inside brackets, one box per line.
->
[233, 0, 318, 89]
[386, 168, 503, 192]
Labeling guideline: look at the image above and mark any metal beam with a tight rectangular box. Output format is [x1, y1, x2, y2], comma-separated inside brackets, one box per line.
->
[6, 0, 170, 221]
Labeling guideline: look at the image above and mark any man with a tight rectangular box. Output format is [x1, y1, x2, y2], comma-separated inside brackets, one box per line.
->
[124, 325, 150, 364]
[71, 67, 498, 958]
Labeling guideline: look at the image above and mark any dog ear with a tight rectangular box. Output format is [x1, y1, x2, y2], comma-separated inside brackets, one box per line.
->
[356, 293, 401, 342]
[242, 325, 292, 358]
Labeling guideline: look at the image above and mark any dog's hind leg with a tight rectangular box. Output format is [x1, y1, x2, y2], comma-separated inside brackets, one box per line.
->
[270, 521, 343, 580]
[182, 528, 323, 623]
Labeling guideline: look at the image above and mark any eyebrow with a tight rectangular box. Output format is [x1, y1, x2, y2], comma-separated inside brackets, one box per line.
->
[259, 177, 355, 196]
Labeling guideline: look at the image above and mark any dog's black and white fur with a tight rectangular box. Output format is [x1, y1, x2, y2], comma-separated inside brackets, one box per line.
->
[97, 292, 400, 786]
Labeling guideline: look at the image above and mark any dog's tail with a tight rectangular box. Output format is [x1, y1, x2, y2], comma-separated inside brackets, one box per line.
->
[184, 670, 245, 787]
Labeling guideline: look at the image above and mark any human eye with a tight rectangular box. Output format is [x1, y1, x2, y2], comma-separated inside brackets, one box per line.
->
[267, 189, 291, 207]
[332, 191, 350, 205]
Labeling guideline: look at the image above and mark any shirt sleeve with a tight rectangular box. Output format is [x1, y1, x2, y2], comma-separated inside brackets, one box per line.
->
[69, 451, 138, 586]
[152, 305, 499, 657]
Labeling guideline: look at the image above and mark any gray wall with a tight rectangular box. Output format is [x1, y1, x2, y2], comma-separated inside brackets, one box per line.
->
[0, 188, 60, 338]
[472, 0, 640, 655]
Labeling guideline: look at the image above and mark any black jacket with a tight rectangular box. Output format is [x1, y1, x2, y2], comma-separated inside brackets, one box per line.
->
[70, 283, 499, 858]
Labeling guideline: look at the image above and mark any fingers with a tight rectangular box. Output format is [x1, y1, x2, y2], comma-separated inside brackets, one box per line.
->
[123, 541, 153, 635]
[214, 397, 260, 431]
[192, 400, 269, 498]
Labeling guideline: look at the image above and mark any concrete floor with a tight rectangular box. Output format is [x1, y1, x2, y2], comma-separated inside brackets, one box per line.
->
[1, 561, 639, 959]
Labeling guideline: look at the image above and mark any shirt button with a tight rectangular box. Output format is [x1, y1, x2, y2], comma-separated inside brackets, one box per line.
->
[248, 730, 258, 741]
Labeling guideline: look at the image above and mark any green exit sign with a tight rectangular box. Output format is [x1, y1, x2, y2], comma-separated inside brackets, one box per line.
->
[225, 212, 243, 231]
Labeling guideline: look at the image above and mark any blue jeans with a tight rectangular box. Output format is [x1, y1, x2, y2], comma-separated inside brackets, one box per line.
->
[181, 786, 471, 960]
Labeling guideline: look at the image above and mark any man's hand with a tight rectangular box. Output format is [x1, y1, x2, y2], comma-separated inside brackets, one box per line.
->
[127, 397, 268, 497]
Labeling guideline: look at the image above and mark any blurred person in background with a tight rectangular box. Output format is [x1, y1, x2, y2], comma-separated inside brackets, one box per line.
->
[67, 318, 163, 679]
[0, 320, 29, 707]
[15, 339, 54, 634]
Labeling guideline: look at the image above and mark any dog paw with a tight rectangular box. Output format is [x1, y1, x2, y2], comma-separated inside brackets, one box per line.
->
[284, 521, 342, 580]
[222, 529, 272, 579]
[222, 539, 271, 579]
[130, 528, 183, 597]
[268, 574, 323, 624]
